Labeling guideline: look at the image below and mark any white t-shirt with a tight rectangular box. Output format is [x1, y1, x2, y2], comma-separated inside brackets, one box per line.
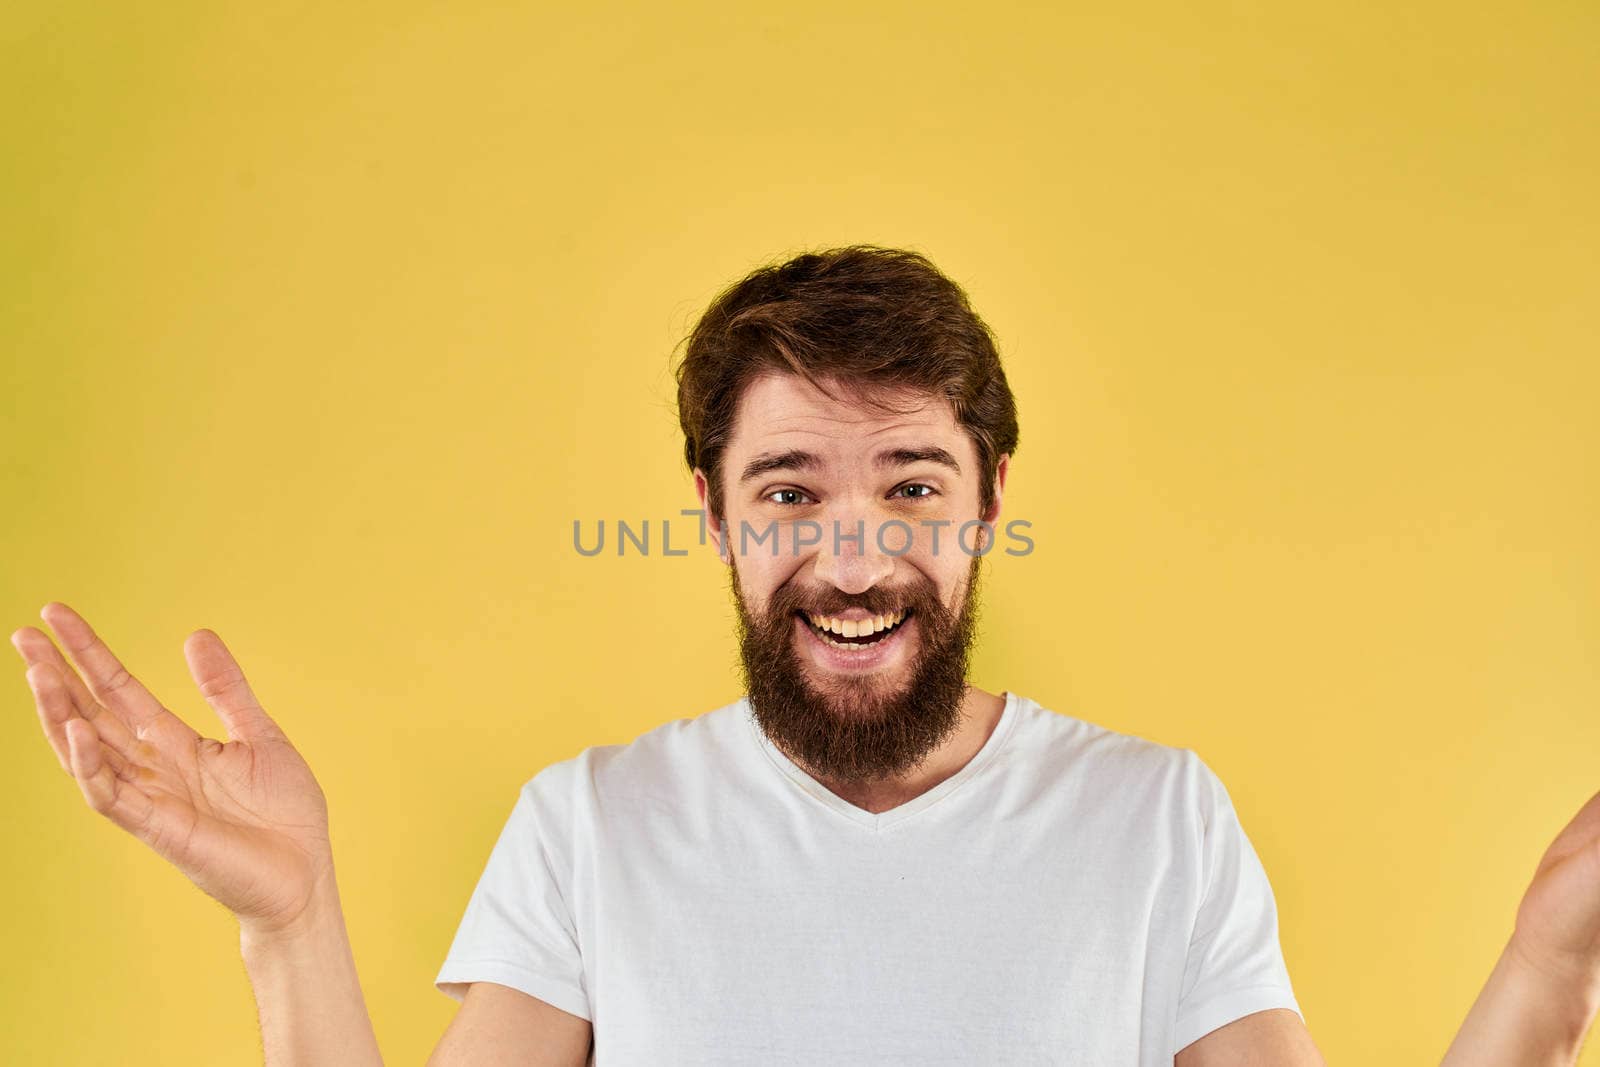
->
[436, 692, 1303, 1064]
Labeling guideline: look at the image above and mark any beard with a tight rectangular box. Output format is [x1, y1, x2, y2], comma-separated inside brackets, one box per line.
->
[731, 556, 984, 784]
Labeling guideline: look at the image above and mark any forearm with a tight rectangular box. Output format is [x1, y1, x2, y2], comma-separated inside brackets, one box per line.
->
[1441, 937, 1600, 1067]
[239, 871, 384, 1067]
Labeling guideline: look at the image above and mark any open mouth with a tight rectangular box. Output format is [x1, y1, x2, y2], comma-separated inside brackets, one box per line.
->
[796, 609, 912, 650]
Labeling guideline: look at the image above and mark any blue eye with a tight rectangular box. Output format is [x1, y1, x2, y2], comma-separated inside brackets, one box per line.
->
[766, 489, 812, 506]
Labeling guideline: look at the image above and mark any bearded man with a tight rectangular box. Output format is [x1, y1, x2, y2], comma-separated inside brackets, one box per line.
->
[17, 248, 1600, 1066]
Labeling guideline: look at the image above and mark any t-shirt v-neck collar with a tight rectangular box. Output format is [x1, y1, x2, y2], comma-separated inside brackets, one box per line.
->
[742, 691, 1019, 832]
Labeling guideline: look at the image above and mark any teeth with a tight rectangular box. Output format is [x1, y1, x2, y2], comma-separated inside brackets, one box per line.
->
[819, 634, 869, 650]
[806, 610, 907, 635]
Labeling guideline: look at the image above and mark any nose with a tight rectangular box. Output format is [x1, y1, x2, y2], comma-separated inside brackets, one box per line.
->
[811, 516, 895, 595]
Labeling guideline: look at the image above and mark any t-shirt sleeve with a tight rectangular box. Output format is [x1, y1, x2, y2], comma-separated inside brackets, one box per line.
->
[434, 773, 591, 1021]
[1172, 751, 1303, 1054]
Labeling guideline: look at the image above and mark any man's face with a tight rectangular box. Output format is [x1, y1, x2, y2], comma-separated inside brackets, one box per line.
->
[695, 371, 1007, 783]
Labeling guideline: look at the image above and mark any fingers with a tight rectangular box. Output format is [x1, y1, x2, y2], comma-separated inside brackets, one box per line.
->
[184, 628, 285, 743]
[15, 641, 140, 773]
[64, 717, 156, 838]
[39, 602, 168, 731]
[25, 660, 74, 774]
[12, 624, 119, 732]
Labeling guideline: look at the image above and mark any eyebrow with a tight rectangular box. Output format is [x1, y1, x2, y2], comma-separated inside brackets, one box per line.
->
[738, 446, 962, 483]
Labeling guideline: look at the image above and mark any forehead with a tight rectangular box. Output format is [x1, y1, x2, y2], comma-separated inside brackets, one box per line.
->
[726, 372, 965, 458]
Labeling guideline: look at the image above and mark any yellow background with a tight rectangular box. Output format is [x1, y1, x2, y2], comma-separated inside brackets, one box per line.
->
[3, 3, 1596, 1063]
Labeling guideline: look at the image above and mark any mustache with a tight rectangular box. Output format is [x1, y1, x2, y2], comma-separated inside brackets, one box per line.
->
[762, 580, 941, 622]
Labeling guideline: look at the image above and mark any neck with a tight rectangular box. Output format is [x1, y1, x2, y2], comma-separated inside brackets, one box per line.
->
[784, 686, 1008, 815]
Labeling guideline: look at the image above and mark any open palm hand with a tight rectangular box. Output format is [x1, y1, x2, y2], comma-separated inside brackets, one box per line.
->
[14, 602, 331, 934]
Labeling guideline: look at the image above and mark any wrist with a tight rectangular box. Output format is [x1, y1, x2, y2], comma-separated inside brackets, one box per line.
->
[1503, 935, 1600, 1045]
[1443, 935, 1600, 1067]
[233, 863, 384, 1067]
[239, 868, 345, 953]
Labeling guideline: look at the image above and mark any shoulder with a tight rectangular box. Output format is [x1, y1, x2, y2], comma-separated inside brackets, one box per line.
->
[517, 695, 752, 815]
[1005, 693, 1205, 781]
[1001, 693, 1218, 821]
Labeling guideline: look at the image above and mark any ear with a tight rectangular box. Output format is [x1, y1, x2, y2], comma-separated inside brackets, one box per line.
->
[692, 468, 729, 562]
[980, 453, 1010, 527]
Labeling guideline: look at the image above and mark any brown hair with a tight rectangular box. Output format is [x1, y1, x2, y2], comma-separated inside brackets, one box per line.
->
[674, 245, 1019, 524]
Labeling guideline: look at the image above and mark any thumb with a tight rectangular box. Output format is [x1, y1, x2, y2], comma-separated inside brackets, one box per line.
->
[183, 628, 285, 743]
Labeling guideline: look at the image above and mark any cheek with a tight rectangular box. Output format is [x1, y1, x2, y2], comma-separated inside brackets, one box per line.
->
[894, 539, 981, 609]
[894, 519, 986, 566]
[733, 551, 805, 610]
